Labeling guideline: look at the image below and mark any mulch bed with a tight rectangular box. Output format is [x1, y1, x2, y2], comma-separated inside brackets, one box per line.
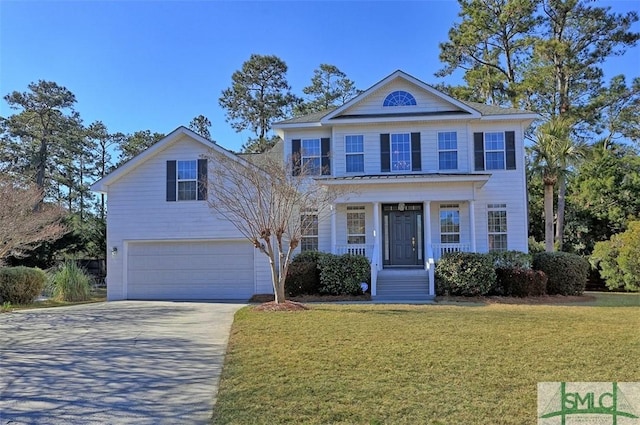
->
[249, 293, 597, 311]
[436, 294, 598, 305]
[252, 300, 309, 311]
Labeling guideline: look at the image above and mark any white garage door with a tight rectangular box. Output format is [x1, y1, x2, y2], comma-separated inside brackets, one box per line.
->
[127, 240, 255, 300]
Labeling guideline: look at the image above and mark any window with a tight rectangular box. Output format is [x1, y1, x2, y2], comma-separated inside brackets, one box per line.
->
[488, 204, 508, 252]
[166, 159, 206, 202]
[301, 212, 318, 251]
[391, 133, 411, 171]
[345, 135, 364, 173]
[347, 206, 366, 244]
[383, 90, 417, 106]
[177, 160, 197, 201]
[485, 132, 505, 170]
[438, 132, 458, 170]
[301, 139, 321, 175]
[440, 204, 460, 244]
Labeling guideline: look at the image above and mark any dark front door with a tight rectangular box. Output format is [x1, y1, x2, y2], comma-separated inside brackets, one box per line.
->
[390, 210, 419, 266]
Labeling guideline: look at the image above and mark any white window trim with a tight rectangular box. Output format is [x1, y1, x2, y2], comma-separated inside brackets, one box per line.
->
[177, 160, 197, 201]
[346, 205, 366, 244]
[484, 132, 506, 170]
[439, 204, 460, 244]
[345, 135, 364, 173]
[487, 203, 508, 252]
[437, 131, 458, 170]
[391, 133, 411, 172]
[301, 138, 321, 176]
[301, 211, 319, 251]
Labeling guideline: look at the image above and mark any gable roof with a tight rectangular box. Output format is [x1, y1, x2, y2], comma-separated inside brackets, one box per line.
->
[273, 70, 538, 129]
[90, 126, 242, 193]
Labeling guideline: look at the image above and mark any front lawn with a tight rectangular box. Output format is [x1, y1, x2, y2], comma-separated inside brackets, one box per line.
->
[212, 293, 640, 424]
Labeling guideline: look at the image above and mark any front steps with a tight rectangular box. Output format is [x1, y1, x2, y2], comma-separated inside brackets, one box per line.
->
[374, 269, 435, 302]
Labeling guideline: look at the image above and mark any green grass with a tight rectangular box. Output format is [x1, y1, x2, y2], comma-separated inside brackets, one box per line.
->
[212, 293, 640, 425]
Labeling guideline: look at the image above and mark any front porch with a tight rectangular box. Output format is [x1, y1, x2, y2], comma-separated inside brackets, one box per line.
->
[329, 201, 477, 300]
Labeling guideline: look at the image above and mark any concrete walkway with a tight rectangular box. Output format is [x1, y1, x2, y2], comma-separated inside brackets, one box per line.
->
[0, 301, 244, 425]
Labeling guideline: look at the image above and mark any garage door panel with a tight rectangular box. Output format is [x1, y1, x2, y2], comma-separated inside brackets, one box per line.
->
[126, 240, 255, 300]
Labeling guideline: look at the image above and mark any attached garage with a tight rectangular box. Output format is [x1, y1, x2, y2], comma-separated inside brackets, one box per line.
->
[126, 240, 255, 300]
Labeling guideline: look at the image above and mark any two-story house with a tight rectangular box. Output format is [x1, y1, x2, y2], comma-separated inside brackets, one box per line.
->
[92, 70, 537, 301]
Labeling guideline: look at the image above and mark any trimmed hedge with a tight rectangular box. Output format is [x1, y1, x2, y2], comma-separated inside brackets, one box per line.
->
[435, 252, 496, 296]
[532, 252, 590, 295]
[0, 267, 47, 304]
[318, 253, 370, 296]
[285, 251, 325, 296]
[495, 268, 548, 297]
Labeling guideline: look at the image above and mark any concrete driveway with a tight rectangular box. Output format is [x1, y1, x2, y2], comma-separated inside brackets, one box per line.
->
[0, 301, 244, 425]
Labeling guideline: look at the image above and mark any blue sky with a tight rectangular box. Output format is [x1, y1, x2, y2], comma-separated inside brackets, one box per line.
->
[1, 0, 639, 153]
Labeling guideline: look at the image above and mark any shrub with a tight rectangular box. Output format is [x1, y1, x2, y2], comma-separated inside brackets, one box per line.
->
[495, 268, 547, 297]
[435, 252, 496, 296]
[0, 266, 47, 304]
[591, 221, 640, 292]
[532, 252, 589, 295]
[48, 260, 92, 302]
[489, 250, 532, 269]
[528, 237, 545, 254]
[318, 254, 369, 296]
[285, 251, 328, 296]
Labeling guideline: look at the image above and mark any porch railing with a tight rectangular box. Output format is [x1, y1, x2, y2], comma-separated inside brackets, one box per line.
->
[334, 244, 374, 257]
[431, 243, 471, 261]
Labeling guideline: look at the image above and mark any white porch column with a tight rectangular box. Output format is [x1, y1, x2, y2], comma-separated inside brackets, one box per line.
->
[330, 203, 337, 254]
[371, 202, 380, 296]
[424, 201, 434, 296]
[469, 200, 476, 252]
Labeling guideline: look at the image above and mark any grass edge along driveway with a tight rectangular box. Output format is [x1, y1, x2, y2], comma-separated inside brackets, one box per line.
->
[212, 293, 640, 425]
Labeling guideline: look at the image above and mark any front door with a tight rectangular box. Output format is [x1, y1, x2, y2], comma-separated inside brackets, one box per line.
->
[383, 204, 423, 267]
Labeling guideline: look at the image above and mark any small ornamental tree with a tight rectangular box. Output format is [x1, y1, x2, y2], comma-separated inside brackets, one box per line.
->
[204, 149, 343, 304]
[0, 175, 67, 265]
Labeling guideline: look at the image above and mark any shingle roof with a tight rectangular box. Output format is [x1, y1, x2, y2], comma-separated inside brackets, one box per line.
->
[274, 100, 535, 126]
[459, 100, 536, 116]
[274, 108, 337, 125]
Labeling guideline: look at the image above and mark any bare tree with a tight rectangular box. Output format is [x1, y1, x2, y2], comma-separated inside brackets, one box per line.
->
[0, 175, 67, 265]
[204, 149, 342, 303]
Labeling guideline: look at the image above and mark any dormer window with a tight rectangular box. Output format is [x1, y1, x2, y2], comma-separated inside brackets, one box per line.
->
[383, 90, 417, 107]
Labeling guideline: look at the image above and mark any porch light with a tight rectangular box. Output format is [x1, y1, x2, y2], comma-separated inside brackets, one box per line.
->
[111, 246, 118, 257]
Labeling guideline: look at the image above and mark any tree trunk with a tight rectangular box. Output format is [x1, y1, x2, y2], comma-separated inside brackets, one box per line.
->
[544, 182, 555, 252]
[555, 176, 566, 251]
[274, 276, 286, 304]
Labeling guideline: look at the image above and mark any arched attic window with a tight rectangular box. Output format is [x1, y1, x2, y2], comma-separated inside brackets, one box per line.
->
[383, 90, 417, 107]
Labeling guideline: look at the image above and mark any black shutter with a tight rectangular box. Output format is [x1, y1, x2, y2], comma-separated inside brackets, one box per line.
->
[166, 160, 176, 202]
[197, 158, 207, 200]
[411, 132, 421, 171]
[505, 131, 516, 170]
[292, 139, 301, 176]
[474, 133, 485, 171]
[321, 138, 330, 175]
[380, 134, 390, 172]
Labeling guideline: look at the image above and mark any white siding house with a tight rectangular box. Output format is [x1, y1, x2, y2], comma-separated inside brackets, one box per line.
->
[92, 70, 537, 301]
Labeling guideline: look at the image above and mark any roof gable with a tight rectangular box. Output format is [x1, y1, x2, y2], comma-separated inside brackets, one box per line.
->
[321, 70, 481, 122]
[91, 126, 241, 193]
[273, 70, 538, 129]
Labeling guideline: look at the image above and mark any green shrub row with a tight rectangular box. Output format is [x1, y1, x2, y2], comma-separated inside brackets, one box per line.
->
[286, 252, 370, 296]
[436, 251, 589, 297]
[0, 266, 47, 304]
[495, 268, 548, 297]
[532, 252, 589, 296]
